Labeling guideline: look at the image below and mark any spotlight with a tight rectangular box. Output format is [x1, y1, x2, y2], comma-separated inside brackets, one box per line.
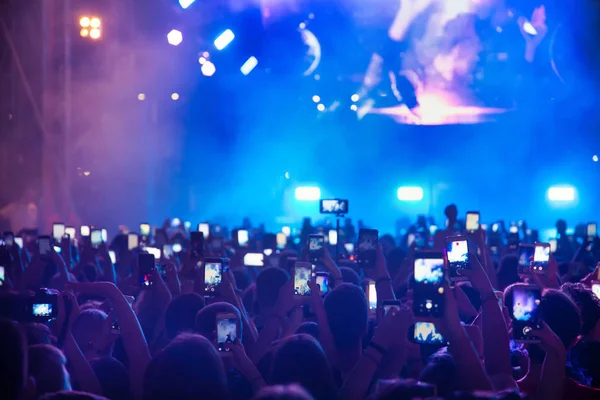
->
[350, 104, 358, 111]
[167, 29, 183, 46]
[593, 155, 598, 162]
[351, 94, 359, 102]
[240, 56, 258, 76]
[547, 186, 575, 202]
[295, 186, 321, 201]
[312, 95, 320, 103]
[90, 17, 101, 28]
[137, 93, 146, 101]
[214, 29, 234, 50]
[198, 56, 206, 65]
[80, 28, 89, 37]
[397, 186, 424, 201]
[80, 17, 90, 27]
[171, 93, 180, 101]
[79, 16, 101, 40]
[179, 0, 195, 9]
[317, 104, 325, 111]
[90, 28, 101, 39]
[201, 61, 216, 77]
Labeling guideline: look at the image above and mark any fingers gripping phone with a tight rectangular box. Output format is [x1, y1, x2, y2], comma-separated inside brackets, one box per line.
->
[294, 261, 314, 296]
[216, 313, 238, 354]
[445, 236, 470, 281]
[138, 253, 156, 288]
[510, 285, 542, 343]
[412, 252, 445, 318]
[532, 243, 550, 274]
[308, 234, 324, 264]
[357, 229, 378, 269]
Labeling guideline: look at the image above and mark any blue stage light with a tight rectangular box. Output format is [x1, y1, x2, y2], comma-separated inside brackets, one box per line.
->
[295, 186, 321, 201]
[397, 186, 424, 201]
[214, 29, 235, 51]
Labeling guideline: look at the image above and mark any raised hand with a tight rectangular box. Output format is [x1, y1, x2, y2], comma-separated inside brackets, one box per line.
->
[519, 6, 548, 61]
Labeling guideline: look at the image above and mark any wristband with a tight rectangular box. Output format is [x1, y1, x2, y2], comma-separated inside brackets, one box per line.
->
[369, 341, 388, 356]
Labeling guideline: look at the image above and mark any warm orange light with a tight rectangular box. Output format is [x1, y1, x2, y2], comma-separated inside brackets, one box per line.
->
[80, 17, 90, 27]
[90, 28, 101, 39]
[80, 28, 89, 37]
[90, 17, 101, 28]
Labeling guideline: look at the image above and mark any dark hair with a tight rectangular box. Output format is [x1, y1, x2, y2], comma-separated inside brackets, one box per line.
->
[444, 204, 458, 220]
[373, 379, 436, 400]
[496, 255, 520, 291]
[195, 302, 242, 342]
[339, 267, 361, 286]
[23, 323, 54, 345]
[418, 349, 457, 397]
[143, 333, 227, 400]
[324, 283, 368, 350]
[295, 322, 319, 341]
[256, 268, 289, 310]
[164, 293, 206, 340]
[561, 282, 600, 336]
[269, 335, 337, 400]
[89, 357, 131, 400]
[39, 391, 109, 400]
[0, 319, 28, 400]
[28, 344, 70, 396]
[253, 384, 314, 400]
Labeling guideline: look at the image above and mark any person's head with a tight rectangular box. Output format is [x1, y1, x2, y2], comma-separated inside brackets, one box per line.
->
[419, 348, 457, 397]
[496, 255, 519, 291]
[561, 282, 600, 339]
[195, 302, 242, 342]
[89, 357, 131, 400]
[164, 293, 206, 340]
[255, 267, 289, 313]
[23, 322, 54, 345]
[28, 344, 71, 397]
[143, 333, 227, 400]
[444, 204, 458, 223]
[372, 379, 436, 400]
[556, 219, 567, 234]
[269, 335, 336, 400]
[379, 234, 396, 256]
[39, 391, 109, 400]
[295, 322, 319, 341]
[339, 266, 361, 286]
[253, 384, 314, 400]
[0, 319, 31, 400]
[324, 283, 368, 351]
[71, 308, 111, 360]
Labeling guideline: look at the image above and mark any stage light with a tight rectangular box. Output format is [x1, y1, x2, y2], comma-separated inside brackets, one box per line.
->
[299, 22, 306, 29]
[79, 16, 101, 40]
[547, 186, 575, 202]
[167, 29, 183, 46]
[295, 186, 321, 201]
[351, 94, 359, 102]
[179, 0, 195, 9]
[397, 186, 424, 201]
[593, 155, 598, 162]
[201, 61, 216, 77]
[282, 226, 291, 236]
[90, 17, 101, 28]
[80, 17, 90, 27]
[171, 93, 180, 101]
[80, 29, 89, 37]
[285, 171, 290, 179]
[312, 95, 320, 103]
[240, 56, 258, 75]
[214, 29, 234, 50]
[137, 93, 146, 101]
[350, 104, 358, 111]
[90, 28, 101, 39]
[317, 104, 325, 111]
[198, 56, 206, 65]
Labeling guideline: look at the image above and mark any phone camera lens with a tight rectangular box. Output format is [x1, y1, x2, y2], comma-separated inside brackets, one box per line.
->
[523, 326, 532, 335]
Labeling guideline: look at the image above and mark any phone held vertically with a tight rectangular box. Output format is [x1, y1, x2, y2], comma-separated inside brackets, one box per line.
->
[445, 236, 470, 281]
[315, 272, 329, 295]
[532, 243, 550, 274]
[412, 251, 445, 318]
[293, 261, 314, 296]
[517, 244, 535, 275]
[357, 229, 378, 269]
[190, 231, 204, 260]
[465, 212, 480, 233]
[510, 285, 542, 343]
[216, 313, 238, 354]
[138, 253, 156, 288]
[308, 234, 325, 264]
[204, 257, 228, 296]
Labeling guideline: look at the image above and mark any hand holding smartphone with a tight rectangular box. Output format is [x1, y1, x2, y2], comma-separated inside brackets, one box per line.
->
[293, 261, 314, 296]
[532, 243, 550, 274]
[308, 234, 324, 264]
[204, 258, 227, 296]
[216, 313, 238, 354]
[357, 229, 378, 269]
[138, 253, 156, 288]
[445, 236, 470, 281]
[466, 212, 480, 233]
[510, 285, 542, 343]
[412, 252, 445, 318]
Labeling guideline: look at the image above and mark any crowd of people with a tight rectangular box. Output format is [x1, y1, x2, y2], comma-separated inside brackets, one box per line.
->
[1, 203, 600, 400]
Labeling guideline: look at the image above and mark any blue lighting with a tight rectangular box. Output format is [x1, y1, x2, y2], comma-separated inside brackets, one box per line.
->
[178, 0, 195, 9]
[397, 186, 424, 201]
[214, 29, 235, 51]
[547, 185, 576, 202]
[295, 186, 321, 201]
[240, 56, 258, 76]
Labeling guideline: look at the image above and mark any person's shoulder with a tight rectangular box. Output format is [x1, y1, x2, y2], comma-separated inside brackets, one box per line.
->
[565, 378, 600, 400]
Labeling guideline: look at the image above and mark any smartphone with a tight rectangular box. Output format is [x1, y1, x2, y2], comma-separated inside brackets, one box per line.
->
[145, 247, 161, 260]
[367, 280, 377, 313]
[91, 230, 103, 248]
[14, 237, 23, 248]
[591, 281, 600, 298]
[410, 322, 447, 345]
[4, 232, 14, 247]
[140, 223, 151, 237]
[517, 244, 535, 275]
[378, 300, 401, 321]
[237, 230, 249, 248]
[588, 223, 597, 238]
[108, 250, 116, 264]
[190, 231, 204, 260]
[549, 239, 557, 253]
[308, 234, 325, 264]
[0, 266, 5, 286]
[65, 227, 76, 239]
[315, 272, 329, 295]
[445, 236, 470, 281]
[511, 285, 542, 343]
[466, 212, 480, 232]
[128, 233, 139, 250]
[216, 313, 238, 353]
[293, 261, 314, 296]
[80, 225, 90, 237]
[138, 253, 156, 288]
[204, 258, 224, 296]
[319, 199, 349, 214]
[344, 243, 354, 254]
[101, 229, 108, 243]
[198, 223, 210, 238]
[357, 229, 378, 269]
[276, 232, 287, 249]
[412, 252, 445, 318]
[328, 230, 338, 246]
[32, 302, 55, 319]
[244, 252, 264, 267]
[52, 223, 65, 241]
[38, 235, 52, 256]
[533, 243, 550, 273]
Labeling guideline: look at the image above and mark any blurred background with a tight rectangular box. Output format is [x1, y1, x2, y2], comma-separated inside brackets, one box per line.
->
[0, 0, 599, 235]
